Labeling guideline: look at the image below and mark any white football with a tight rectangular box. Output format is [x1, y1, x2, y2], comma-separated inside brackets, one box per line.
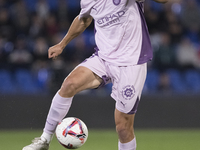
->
[55, 117, 88, 149]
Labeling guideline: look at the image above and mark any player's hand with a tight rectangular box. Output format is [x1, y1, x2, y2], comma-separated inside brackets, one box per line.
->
[48, 44, 63, 60]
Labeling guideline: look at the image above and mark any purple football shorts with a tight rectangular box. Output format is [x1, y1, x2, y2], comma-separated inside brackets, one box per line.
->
[77, 54, 147, 114]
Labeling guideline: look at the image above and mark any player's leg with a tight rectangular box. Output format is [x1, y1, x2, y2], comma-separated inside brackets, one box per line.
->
[59, 65, 102, 97]
[115, 109, 136, 150]
[22, 66, 102, 150]
[110, 63, 147, 150]
[42, 66, 102, 139]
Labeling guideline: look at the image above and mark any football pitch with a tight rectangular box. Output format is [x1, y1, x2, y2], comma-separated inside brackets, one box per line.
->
[0, 129, 200, 150]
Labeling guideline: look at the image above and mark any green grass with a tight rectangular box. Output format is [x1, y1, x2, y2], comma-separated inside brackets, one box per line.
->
[0, 129, 200, 150]
[136, 129, 200, 150]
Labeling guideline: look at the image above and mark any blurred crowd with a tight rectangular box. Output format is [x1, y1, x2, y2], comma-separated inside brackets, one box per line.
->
[145, 0, 200, 93]
[0, 0, 200, 95]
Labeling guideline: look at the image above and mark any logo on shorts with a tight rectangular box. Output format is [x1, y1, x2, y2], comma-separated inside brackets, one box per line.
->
[122, 85, 135, 100]
[113, 0, 121, 5]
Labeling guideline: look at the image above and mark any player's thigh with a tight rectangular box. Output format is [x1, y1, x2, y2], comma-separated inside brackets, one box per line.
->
[68, 66, 102, 89]
[60, 66, 102, 96]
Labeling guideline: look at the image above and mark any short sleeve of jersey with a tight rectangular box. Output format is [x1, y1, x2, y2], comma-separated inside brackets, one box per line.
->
[79, 0, 95, 19]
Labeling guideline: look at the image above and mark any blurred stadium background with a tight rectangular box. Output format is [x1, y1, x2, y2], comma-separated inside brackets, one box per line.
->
[0, 0, 200, 149]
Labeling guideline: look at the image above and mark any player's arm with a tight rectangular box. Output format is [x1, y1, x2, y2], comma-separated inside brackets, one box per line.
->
[152, 0, 168, 3]
[48, 15, 93, 59]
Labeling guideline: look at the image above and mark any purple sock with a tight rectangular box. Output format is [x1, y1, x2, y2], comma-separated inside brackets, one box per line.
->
[118, 138, 136, 150]
[43, 91, 73, 135]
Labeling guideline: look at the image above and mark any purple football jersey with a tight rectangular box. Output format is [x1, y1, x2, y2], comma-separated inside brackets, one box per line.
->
[79, 0, 152, 66]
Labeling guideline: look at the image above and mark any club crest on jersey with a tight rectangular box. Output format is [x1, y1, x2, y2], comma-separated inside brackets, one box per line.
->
[113, 0, 121, 5]
[121, 85, 135, 100]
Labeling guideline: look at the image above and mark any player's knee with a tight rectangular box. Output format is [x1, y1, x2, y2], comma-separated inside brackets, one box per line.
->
[116, 122, 129, 135]
[60, 78, 79, 97]
[116, 122, 134, 141]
